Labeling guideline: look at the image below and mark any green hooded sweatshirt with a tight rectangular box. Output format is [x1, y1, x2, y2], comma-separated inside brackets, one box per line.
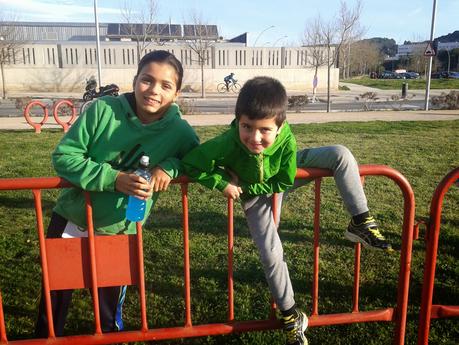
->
[53, 93, 199, 234]
[182, 120, 297, 197]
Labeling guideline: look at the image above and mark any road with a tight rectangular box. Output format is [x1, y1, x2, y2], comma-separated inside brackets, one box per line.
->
[187, 98, 430, 113]
[0, 84, 452, 117]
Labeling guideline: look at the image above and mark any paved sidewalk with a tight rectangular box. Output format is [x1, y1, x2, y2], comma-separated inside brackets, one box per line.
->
[5, 86, 453, 103]
[1, 109, 458, 129]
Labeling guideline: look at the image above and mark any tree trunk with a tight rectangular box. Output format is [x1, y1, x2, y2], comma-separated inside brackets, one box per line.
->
[327, 46, 331, 113]
[200, 62, 205, 98]
[0, 62, 6, 99]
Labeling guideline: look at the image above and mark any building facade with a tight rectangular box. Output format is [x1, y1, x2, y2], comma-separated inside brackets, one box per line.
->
[0, 22, 338, 94]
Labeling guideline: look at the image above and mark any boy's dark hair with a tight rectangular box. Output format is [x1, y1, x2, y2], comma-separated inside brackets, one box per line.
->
[235, 76, 287, 127]
[135, 50, 184, 90]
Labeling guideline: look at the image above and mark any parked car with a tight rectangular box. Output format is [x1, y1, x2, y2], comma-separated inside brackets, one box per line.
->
[378, 71, 403, 79]
[447, 71, 459, 79]
[431, 71, 459, 79]
[400, 71, 420, 79]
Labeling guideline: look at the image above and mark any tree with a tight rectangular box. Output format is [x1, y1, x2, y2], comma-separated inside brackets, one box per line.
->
[304, 0, 363, 112]
[437, 48, 459, 72]
[120, 0, 163, 61]
[184, 10, 217, 98]
[302, 17, 328, 103]
[0, 12, 25, 99]
[348, 40, 381, 76]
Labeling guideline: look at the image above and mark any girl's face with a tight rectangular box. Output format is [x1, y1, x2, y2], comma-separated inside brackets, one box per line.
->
[134, 62, 180, 124]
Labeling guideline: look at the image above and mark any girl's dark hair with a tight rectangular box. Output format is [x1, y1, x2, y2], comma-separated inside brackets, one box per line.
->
[235, 76, 287, 127]
[136, 50, 184, 90]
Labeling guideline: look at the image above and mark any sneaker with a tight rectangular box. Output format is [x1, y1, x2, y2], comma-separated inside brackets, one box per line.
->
[282, 310, 308, 345]
[344, 216, 392, 251]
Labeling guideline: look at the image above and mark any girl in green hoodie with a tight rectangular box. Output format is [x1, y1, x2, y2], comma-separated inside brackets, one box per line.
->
[35, 50, 199, 337]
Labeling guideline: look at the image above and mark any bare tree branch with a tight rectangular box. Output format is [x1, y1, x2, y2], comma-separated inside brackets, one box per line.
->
[0, 11, 26, 98]
[184, 10, 217, 98]
[302, 0, 363, 111]
[120, 0, 162, 60]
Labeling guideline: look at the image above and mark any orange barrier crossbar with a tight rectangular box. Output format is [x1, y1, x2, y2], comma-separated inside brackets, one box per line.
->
[417, 167, 459, 345]
[0, 164, 415, 344]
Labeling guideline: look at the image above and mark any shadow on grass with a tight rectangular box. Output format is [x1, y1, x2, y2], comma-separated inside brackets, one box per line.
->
[0, 195, 55, 210]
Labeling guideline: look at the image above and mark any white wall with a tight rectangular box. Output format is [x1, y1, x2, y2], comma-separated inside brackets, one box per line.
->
[0, 41, 338, 94]
[2, 66, 339, 93]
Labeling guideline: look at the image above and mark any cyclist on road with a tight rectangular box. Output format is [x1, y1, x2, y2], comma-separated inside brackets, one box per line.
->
[224, 72, 237, 91]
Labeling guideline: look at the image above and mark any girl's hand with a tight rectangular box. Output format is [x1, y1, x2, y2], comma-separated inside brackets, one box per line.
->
[150, 166, 172, 192]
[115, 171, 152, 200]
[223, 182, 243, 200]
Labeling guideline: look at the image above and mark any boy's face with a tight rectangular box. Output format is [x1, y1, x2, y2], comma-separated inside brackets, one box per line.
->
[133, 62, 179, 124]
[238, 115, 281, 154]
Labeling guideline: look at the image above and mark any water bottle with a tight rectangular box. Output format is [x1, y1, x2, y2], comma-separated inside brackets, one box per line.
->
[125, 155, 151, 222]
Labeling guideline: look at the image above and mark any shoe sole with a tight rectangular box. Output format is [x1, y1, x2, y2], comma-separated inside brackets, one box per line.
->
[299, 312, 309, 345]
[344, 231, 393, 251]
[344, 231, 378, 249]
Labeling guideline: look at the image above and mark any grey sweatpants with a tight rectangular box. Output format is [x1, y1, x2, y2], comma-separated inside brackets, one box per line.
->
[242, 145, 368, 311]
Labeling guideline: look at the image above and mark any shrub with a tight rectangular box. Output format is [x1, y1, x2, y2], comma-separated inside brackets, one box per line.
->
[287, 95, 309, 111]
[431, 90, 459, 109]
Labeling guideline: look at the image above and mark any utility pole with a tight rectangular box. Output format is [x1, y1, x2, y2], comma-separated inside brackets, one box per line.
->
[424, 0, 437, 111]
[94, 0, 103, 88]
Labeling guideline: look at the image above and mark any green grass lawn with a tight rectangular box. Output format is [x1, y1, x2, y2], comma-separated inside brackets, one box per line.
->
[342, 77, 459, 90]
[0, 121, 458, 345]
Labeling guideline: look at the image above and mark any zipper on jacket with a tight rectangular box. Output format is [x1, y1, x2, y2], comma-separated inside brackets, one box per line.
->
[258, 154, 264, 182]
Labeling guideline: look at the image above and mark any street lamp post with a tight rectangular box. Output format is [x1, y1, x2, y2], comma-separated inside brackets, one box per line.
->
[424, 0, 437, 111]
[273, 35, 288, 47]
[253, 25, 275, 47]
[94, 0, 102, 88]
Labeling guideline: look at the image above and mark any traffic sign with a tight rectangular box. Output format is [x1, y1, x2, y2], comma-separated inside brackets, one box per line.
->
[424, 42, 436, 57]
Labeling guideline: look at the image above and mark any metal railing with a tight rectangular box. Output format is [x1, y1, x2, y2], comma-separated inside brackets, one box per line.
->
[417, 167, 459, 345]
[0, 165, 415, 344]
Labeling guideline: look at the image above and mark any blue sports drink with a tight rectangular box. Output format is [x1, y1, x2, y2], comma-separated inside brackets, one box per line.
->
[125, 155, 151, 222]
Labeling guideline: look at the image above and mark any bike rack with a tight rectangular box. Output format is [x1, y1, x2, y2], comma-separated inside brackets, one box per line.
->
[23, 100, 77, 133]
[417, 167, 459, 345]
[52, 100, 77, 133]
[0, 165, 416, 344]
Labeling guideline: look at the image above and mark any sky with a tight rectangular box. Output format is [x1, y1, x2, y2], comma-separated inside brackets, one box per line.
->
[0, 0, 458, 46]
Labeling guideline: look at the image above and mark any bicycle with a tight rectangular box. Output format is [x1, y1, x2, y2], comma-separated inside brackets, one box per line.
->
[217, 81, 241, 93]
[79, 99, 94, 115]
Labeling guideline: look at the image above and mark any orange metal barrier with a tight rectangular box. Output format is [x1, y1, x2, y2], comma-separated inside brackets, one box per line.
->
[417, 167, 459, 345]
[0, 164, 415, 344]
[23, 100, 77, 133]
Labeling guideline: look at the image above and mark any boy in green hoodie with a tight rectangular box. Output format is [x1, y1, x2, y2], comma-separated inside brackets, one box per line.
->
[183, 76, 308, 345]
[35, 50, 199, 337]
[183, 76, 391, 345]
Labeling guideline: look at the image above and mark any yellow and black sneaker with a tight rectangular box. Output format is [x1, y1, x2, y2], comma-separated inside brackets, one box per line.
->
[344, 216, 392, 251]
[282, 310, 308, 345]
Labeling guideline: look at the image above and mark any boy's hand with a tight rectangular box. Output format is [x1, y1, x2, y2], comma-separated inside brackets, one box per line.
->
[115, 171, 152, 200]
[150, 166, 172, 192]
[223, 182, 243, 200]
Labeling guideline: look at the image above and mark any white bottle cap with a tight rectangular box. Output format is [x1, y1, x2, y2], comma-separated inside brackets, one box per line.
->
[140, 155, 149, 166]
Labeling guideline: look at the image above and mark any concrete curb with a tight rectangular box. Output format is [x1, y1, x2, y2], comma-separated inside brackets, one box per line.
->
[1, 110, 458, 130]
